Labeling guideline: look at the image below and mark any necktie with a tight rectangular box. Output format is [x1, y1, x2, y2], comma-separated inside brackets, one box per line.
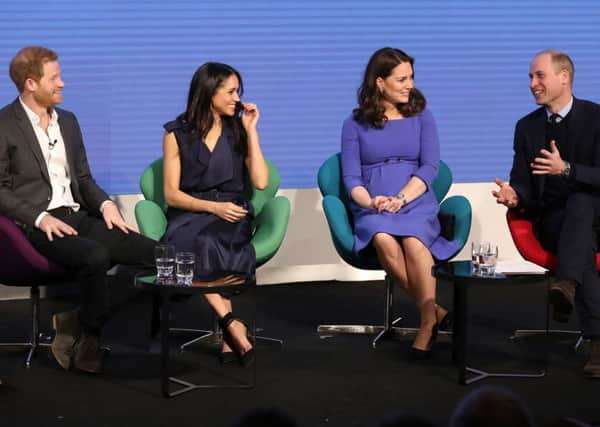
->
[549, 113, 562, 124]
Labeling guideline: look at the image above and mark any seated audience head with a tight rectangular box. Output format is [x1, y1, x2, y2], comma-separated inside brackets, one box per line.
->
[449, 385, 536, 427]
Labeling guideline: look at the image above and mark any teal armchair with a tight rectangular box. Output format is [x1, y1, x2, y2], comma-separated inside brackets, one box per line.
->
[317, 153, 472, 347]
[135, 158, 290, 347]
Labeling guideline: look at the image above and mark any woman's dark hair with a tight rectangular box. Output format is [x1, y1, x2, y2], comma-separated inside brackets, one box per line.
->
[184, 62, 246, 152]
[353, 47, 426, 128]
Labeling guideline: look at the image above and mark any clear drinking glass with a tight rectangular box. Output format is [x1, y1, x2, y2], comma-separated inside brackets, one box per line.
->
[175, 252, 195, 286]
[478, 242, 498, 275]
[471, 241, 480, 272]
[154, 244, 175, 282]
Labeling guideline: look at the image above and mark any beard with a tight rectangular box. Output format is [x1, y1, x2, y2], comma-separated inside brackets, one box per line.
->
[33, 89, 62, 108]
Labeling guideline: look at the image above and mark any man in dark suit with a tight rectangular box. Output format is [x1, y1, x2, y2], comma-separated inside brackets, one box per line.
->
[0, 46, 155, 373]
[493, 50, 600, 378]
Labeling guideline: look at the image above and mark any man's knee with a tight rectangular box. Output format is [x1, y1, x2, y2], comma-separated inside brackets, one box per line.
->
[565, 193, 597, 215]
[83, 245, 111, 275]
[562, 193, 600, 230]
[127, 233, 156, 266]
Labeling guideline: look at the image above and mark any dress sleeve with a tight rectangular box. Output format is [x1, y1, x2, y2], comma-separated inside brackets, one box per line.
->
[163, 118, 181, 133]
[413, 109, 440, 189]
[340, 117, 365, 195]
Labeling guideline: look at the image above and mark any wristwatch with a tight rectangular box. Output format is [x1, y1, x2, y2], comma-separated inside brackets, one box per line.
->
[396, 192, 407, 206]
[562, 161, 571, 178]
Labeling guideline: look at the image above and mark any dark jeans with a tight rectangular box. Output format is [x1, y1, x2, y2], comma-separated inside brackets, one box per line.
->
[27, 209, 155, 334]
[537, 193, 600, 337]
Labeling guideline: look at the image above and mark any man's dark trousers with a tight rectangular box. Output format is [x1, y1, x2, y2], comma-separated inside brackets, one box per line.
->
[26, 209, 155, 334]
[538, 192, 600, 338]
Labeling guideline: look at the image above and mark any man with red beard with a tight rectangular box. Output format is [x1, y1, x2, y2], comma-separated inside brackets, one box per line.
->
[493, 50, 600, 378]
[0, 46, 155, 373]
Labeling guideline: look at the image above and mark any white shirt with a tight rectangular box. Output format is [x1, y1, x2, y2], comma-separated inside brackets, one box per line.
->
[19, 98, 81, 227]
[545, 96, 573, 123]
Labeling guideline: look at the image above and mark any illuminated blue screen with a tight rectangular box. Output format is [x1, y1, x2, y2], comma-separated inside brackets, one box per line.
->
[1, 1, 598, 193]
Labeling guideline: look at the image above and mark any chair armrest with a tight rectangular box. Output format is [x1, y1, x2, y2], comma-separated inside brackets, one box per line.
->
[248, 159, 280, 216]
[252, 196, 291, 266]
[506, 209, 557, 270]
[439, 195, 472, 252]
[134, 200, 167, 241]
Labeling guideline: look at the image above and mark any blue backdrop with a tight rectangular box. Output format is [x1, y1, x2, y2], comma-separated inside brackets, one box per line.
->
[1, 1, 599, 194]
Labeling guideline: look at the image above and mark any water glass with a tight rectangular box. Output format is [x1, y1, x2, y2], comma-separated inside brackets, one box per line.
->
[175, 252, 195, 286]
[155, 244, 175, 282]
[478, 242, 498, 275]
[471, 241, 480, 272]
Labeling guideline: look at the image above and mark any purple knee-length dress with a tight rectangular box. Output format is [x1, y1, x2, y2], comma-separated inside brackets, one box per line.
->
[341, 109, 459, 261]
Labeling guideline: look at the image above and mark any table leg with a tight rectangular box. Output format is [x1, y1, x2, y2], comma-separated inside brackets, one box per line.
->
[160, 292, 171, 398]
[544, 276, 551, 372]
[456, 276, 547, 385]
[151, 294, 160, 339]
[147, 294, 161, 354]
[454, 280, 468, 385]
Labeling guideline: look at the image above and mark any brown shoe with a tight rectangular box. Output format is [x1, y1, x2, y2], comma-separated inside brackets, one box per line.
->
[73, 333, 106, 374]
[583, 339, 600, 379]
[549, 280, 576, 323]
[51, 310, 81, 371]
[583, 339, 600, 378]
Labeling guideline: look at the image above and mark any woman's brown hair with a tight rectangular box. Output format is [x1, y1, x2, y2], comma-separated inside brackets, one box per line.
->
[353, 47, 426, 128]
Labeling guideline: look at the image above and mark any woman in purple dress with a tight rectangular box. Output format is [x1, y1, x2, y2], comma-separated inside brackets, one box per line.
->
[341, 47, 458, 359]
[162, 63, 268, 366]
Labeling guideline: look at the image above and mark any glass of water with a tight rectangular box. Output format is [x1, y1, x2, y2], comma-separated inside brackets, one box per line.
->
[478, 242, 498, 275]
[471, 241, 480, 272]
[155, 244, 175, 283]
[175, 252, 195, 286]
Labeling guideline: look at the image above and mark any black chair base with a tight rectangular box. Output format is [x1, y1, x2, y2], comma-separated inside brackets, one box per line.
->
[318, 320, 419, 349]
[1, 286, 54, 368]
[0, 339, 52, 368]
[171, 327, 216, 352]
[174, 324, 283, 353]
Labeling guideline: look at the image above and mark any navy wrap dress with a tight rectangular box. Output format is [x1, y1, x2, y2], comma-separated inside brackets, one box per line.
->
[161, 116, 255, 280]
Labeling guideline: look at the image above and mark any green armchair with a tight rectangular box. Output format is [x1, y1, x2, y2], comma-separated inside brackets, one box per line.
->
[135, 158, 290, 347]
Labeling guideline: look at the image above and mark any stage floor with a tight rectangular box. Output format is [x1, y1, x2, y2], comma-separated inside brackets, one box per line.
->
[0, 279, 597, 427]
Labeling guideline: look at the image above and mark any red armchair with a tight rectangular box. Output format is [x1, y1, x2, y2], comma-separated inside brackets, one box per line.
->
[505, 208, 597, 349]
[506, 209, 600, 271]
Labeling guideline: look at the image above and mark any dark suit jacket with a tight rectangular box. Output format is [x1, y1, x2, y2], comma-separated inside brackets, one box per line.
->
[0, 98, 109, 228]
[509, 97, 600, 216]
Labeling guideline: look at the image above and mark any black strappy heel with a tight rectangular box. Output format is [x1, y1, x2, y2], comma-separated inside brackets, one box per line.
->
[219, 312, 255, 367]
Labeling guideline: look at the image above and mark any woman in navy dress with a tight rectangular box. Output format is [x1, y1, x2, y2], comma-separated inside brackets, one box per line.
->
[162, 63, 268, 366]
[341, 48, 458, 359]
